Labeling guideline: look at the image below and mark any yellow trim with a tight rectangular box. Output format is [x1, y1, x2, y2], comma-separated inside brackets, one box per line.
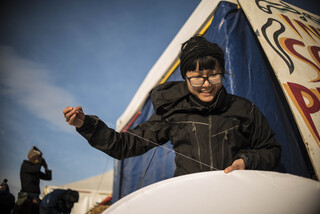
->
[159, 16, 214, 84]
[198, 16, 214, 36]
[160, 59, 180, 84]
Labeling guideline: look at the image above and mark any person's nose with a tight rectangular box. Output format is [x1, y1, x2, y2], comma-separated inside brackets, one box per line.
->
[202, 78, 211, 87]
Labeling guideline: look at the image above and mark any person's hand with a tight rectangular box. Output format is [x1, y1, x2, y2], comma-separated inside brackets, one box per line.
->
[224, 158, 245, 173]
[31, 155, 41, 164]
[41, 157, 48, 170]
[63, 106, 85, 128]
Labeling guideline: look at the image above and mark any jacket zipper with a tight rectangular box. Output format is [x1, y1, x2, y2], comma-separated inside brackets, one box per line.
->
[192, 123, 203, 171]
[221, 131, 227, 169]
[208, 115, 214, 170]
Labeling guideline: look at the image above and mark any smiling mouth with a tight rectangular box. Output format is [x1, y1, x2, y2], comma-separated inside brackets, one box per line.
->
[200, 89, 213, 93]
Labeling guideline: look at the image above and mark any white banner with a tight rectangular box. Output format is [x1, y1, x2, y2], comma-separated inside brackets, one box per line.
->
[239, 0, 320, 179]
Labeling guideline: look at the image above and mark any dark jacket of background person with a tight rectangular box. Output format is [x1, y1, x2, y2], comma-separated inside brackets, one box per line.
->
[20, 160, 52, 194]
[77, 81, 281, 176]
[40, 189, 79, 214]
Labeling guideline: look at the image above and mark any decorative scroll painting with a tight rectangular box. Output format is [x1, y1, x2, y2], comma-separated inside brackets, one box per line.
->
[239, 0, 320, 178]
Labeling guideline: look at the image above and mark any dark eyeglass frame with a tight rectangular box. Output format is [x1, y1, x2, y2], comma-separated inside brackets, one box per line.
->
[186, 73, 223, 87]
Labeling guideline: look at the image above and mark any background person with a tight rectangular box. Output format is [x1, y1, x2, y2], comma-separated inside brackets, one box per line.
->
[0, 179, 15, 214]
[13, 146, 52, 214]
[39, 189, 79, 214]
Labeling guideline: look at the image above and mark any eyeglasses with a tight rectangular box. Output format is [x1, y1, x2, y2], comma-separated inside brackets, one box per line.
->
[186, 73, 223, 87]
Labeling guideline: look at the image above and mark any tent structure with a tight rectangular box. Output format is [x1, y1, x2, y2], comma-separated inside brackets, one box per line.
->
[44, 170, 113, 214]
[113, 0, 319, 203]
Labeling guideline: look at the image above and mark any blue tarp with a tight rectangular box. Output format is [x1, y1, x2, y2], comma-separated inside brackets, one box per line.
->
[112, 1, 313, 202]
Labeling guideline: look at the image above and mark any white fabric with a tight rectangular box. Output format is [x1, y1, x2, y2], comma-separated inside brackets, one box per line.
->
[103, 170, 320, 214]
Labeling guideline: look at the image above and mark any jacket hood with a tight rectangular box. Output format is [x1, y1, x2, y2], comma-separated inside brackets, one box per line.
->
[151, 81, 229, 117]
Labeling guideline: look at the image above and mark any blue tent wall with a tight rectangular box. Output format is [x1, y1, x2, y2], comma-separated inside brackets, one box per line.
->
[112, 1, 313, 202]
[205, 3, 312, 179]
[205, 1, 312, 177]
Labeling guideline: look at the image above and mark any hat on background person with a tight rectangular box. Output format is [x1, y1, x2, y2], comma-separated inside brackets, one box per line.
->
[28, 146, 42, 161]
[0, 179, 10, 193]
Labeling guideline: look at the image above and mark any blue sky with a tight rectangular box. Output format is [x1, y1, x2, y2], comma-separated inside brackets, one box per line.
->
[0, 0, 319, 199]
[0, 0, 200, 197]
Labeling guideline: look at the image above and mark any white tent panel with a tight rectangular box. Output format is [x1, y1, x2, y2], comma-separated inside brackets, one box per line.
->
[59, 170, 113, 193]
[116, 0, 237, 131]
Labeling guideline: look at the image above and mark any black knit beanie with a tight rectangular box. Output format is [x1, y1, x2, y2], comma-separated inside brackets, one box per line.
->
[179, 35, 225, 79]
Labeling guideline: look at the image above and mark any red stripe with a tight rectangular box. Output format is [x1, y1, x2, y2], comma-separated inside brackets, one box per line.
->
[122, 111, 141, 132]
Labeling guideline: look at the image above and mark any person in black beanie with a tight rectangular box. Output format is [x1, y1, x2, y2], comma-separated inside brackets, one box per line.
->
[13, 146, 52, 214]
[39, 189, 79, 214]
[63, 35, 281, 176]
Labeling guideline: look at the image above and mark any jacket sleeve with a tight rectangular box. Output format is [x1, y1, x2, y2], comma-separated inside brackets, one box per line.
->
[235, 104, 282, 170]
[40, 169, 52, 181]
[76, 114, 170, 160]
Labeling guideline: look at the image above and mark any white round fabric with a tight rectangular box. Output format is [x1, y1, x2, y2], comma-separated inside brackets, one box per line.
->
[103, 170, 320, 214]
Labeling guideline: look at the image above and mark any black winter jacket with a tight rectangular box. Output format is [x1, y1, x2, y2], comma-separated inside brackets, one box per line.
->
[20, 160, 52, 194]
[77, 81, 281, 176]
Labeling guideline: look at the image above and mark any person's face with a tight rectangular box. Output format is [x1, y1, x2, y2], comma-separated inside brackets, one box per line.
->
[186, 64, 223, 106]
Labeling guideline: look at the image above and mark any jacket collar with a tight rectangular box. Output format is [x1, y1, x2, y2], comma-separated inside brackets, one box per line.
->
[151, 81, 229, 117]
